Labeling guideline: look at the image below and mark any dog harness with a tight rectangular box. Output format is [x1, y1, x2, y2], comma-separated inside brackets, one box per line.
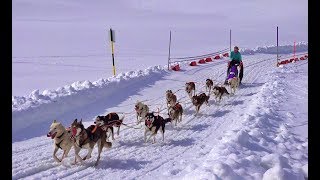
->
[173, 103, 182, 110]
[55, 132, 65, 149]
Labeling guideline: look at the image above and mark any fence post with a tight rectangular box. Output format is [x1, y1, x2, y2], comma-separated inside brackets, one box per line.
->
[110, 28, 116, 76]
[276, 26, 279, 66]
[294, 40, 296, 60]
[168, 31, 172, 70]
[229, 29, 232, 53]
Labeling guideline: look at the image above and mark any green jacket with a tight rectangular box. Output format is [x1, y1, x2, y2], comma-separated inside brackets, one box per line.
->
[230, 51, 242, 62]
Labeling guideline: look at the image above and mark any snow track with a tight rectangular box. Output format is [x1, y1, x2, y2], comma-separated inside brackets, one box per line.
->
[12, 54, 308, 179]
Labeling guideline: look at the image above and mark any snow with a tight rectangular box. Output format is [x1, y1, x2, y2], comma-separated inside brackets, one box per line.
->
[13, 0, 307, 179]
[12, 54, 308, 179]
[12, 66, 168, 141]
[262, 164, 304, 180]
[302, 164, 308, 178]
[240, 42, 308, 55]
[12, 0, 307, 96]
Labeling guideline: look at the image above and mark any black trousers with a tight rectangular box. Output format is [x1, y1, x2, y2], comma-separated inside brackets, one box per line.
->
[227, 62, 244, 83]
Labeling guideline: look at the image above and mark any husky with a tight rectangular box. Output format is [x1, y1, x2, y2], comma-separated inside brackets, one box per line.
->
[185, 82, 196, 99]
[94, 112, 125, 141]
[144, 113, 172, 143]
[71, 119, 112, 166]
[191, 93, 210, 115]
[165, 90, 177, 112]
[135, 101, 149, 125]
[227, 77, 240, 94]
[168, 103, 183, 126]
[47, 120, 74, 163]
[205, 79, 214, 94]
[212, 85, 230, 103]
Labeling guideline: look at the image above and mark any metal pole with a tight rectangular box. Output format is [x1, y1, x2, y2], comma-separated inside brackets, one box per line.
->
[229, 29, 232, 53]
[110, 28, 116, 76]
[168, 31, 172, 70]
[294, 40, 296, 59]
[277, 26, 279, 66]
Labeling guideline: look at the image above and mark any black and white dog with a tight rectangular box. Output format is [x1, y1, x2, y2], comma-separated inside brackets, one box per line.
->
[144, 112, 172, 143]
[94, 113, 125, 141]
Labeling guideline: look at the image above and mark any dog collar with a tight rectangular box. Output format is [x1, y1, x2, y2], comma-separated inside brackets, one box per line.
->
[56, 132, 65, 139]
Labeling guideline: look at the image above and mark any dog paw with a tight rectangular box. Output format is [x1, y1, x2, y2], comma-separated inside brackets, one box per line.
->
[82, 157, 87, 160]
[105, 142, 112, 148]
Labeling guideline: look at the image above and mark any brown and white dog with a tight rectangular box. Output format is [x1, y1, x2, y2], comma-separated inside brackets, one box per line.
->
[212, 85, 230, 103]
[71, 119, 112, 166]
[192, 93, 210, 115]
[205, 79, 214, 94]
[227, 77, 240, 94]
[47, 120, 74, 163]
[186, 82, 196, 99]
[144, 112, 172, 143]
[94, 113, 125, 141]
[166, 90, 177, 111]
[168, 102, 183, 126]
[135, 101, 149, 125]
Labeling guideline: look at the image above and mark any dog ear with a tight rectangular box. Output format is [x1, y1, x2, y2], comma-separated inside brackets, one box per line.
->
[80, 119, 83, 124]
[53, 120, 57, 123]
[73, 119, 78, 123]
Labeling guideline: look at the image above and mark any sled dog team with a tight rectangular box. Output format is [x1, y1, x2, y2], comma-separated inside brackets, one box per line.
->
[47, 78, 239, 166]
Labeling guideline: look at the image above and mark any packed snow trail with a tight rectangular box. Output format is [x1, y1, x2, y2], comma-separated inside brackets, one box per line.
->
[12, 54, 308, 179]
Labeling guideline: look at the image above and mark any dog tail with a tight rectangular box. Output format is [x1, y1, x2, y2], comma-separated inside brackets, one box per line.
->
[164, 118, 172, 124]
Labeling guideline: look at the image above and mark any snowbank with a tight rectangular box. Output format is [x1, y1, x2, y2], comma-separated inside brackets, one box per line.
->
[262, 164, 304, 180]
[240, 42, 308, 55]
[12, 66, 168, 141]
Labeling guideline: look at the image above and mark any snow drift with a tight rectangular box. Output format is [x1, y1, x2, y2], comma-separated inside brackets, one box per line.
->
[12, 66, 168, 141]
[240, 42, 308, 55]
